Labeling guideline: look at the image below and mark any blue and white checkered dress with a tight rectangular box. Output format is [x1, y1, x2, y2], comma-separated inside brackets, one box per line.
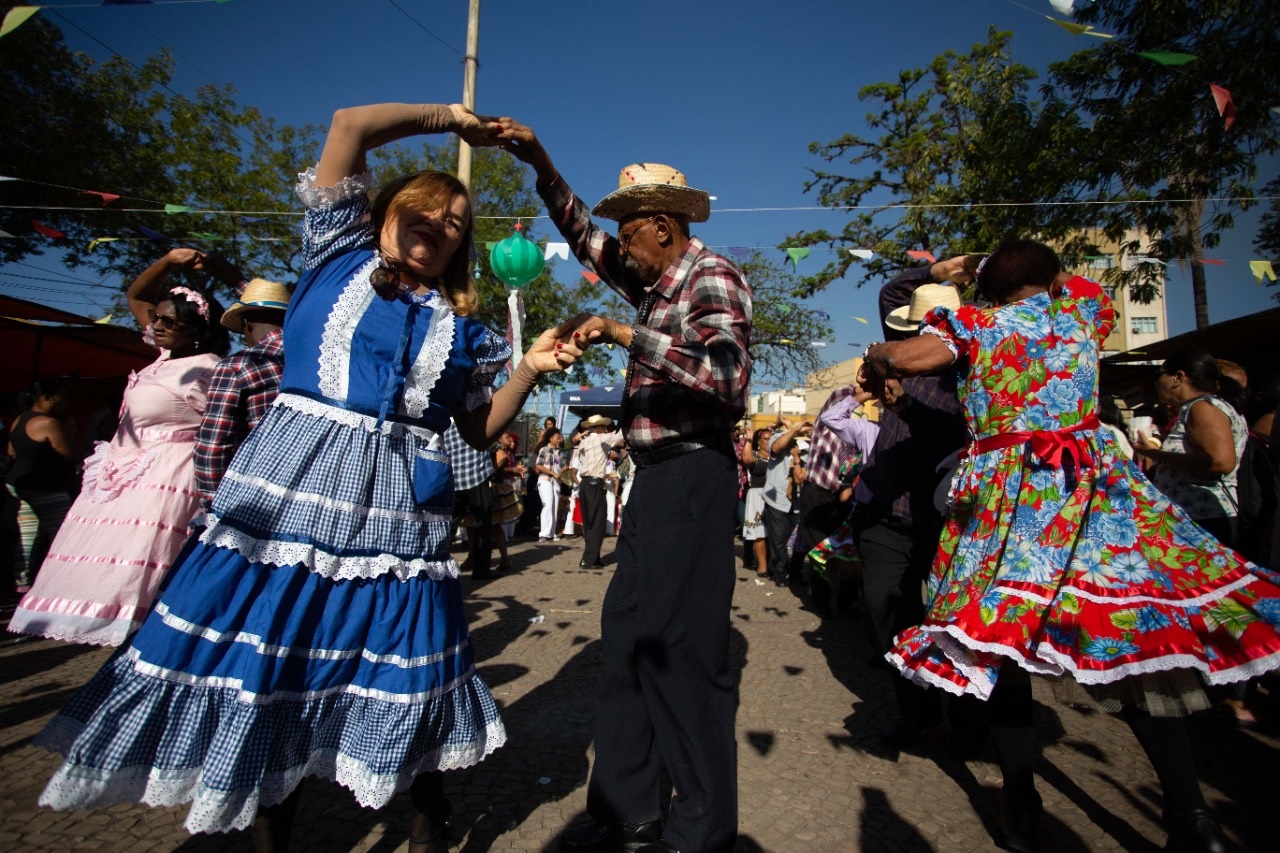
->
[34, 167, 513, 833]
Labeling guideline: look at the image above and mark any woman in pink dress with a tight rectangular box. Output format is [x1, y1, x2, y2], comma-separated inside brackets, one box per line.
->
[9, 248, 233, 645]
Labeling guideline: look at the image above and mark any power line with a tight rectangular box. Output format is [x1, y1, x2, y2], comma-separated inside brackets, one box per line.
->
[386, 0, 466, 56]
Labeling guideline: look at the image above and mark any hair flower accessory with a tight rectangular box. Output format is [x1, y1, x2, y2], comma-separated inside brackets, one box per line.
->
[168, 286, 209, 319]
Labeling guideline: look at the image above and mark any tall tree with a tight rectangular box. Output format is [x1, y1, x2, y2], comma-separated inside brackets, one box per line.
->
[786, 29, 1086, 296]
[0, 17, 318, 301]
[1051, 0, 1280, 326]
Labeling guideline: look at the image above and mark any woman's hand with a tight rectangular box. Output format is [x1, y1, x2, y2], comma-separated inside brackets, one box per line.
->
[448, 104, 502, 147]
[522, 319, 586, 374]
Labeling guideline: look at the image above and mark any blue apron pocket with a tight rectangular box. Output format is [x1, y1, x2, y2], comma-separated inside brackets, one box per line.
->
[412, 448, 453, 511]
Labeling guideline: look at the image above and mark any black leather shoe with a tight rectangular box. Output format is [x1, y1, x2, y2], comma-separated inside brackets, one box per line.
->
[999, 789, 1042, 853]
[561, 818, 662, 852]
[1164, 808, 1230, 853]
[635, 842, 679, 853]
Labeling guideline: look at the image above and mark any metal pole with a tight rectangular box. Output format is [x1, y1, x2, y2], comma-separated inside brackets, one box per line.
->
[457, 0, 481, 189]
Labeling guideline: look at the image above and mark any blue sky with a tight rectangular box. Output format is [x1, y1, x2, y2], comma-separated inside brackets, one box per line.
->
[6, 0, 1277, 389]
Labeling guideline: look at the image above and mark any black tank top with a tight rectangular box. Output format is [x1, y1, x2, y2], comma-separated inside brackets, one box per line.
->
[6, 411, 73, 491]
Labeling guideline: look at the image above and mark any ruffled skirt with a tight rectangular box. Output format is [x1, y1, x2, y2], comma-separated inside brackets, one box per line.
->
[888, 436, 1280, 710]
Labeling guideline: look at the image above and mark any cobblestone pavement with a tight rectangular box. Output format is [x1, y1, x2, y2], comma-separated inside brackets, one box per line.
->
[2, 533, 1276, 852]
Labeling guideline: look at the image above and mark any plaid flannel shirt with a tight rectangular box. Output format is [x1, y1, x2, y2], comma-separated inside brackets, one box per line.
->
[538, 176, 752, 451]
[443, 422, 496, 491]
[804, 386, 857, 493]
[194, 329, 285, 506]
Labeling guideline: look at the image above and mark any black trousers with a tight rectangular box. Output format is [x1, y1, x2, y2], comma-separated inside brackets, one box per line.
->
[587, 448, 738, 853]
[579, 476, 608, 565]
[762, 503, 794, 581]
[859, 517, 943, 722]
[453, 481, 494, 574]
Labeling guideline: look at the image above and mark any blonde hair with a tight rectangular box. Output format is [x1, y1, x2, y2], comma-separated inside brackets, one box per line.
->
[372, 171, 478, 316]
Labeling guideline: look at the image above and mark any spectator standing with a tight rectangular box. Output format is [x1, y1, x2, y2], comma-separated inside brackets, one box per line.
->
[444, 422, 498, 579]
[762, 421, 811, 587]
[793, 386, 859, 613]
[575, 414, 623, 568]
[534, 427, 564, 541]
[740, 428, 772, 581]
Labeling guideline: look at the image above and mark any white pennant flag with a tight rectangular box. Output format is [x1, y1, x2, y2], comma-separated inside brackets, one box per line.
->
[544, 242, 570, 261]
[848, 249, 874, 260]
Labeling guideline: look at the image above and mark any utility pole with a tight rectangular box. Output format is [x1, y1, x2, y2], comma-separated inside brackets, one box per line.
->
[457, 0, 481, 189]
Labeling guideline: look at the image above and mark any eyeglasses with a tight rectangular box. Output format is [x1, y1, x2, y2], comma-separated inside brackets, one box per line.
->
[146, 310, 187, 331]
[618, 216, 656, 254]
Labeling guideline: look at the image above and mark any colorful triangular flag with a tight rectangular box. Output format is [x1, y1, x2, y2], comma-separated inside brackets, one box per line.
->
[728, 247, 751, 260]
[1197, 258, 1226, 266]
[1209, 83, 1236, 130]
[906, 250, 936, 263]
[88, 237, 119, 252]
[1249, 260, 1276, 285]
[80, 191, 120, 207]
[164, 204, 191, 214]
[1137, 51, 1196, 66]
[94, 313, 115, 324]
[0, 7, 39, 39]
[32, 220, 65, 239]
[785, 247, 809, 269]
[544, 242, 569, 261]
[848, 249, 874, 260]
[138, 225, 171, 240]
[581, 271, 600, 284]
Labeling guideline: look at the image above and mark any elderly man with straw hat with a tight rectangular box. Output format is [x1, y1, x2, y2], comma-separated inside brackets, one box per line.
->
[496, 120, 750, 853]
[193, 278, 291, 508]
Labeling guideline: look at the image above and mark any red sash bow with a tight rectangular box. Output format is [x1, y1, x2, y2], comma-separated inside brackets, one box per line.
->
[962, 414, 1101, 478]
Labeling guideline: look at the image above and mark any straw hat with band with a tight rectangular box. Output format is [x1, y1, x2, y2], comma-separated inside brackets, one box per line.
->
[221, 278, 292, 333]
[591, 163, 711, 223]
[885, 283, 962, 333]
[582, 414, 615, 430]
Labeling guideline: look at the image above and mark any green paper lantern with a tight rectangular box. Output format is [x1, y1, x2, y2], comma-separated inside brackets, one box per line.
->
[489, 224, 543, 289]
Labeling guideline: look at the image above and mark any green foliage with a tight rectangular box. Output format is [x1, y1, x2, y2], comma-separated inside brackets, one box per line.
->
[0, 18, 322, 302]
[735, 250, 832, 388]
[1050, 0, 1280, 325]
[787, 29, 1088, 295]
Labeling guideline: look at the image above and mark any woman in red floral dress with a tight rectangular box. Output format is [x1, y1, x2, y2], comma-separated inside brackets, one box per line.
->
[859, 239, 1280, 853]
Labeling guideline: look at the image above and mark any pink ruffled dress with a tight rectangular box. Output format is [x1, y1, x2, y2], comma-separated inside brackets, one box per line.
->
[9, 351, 219, 645]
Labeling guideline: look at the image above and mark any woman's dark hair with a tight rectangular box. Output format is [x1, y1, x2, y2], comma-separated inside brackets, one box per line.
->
[159, 285, 230, 356]
[19, 379, 64, 409]
[752, 427, 772, 447]
[1098, 396, 1127, 432]
[535, 426, 561, 451]
[975, 237, 1061, 303]
[371, 171, 477, 316]
[1160, 349, 1220, 394]
[1243, 372, 1280, 424]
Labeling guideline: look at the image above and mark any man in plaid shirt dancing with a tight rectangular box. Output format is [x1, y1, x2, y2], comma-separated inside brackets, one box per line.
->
[497, 120, 751, 853]
[194, 279, 290, 511]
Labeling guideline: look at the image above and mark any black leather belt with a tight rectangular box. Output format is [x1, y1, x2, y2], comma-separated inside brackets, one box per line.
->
[580, 476, 605, 483]
[630, 433, 734, 468]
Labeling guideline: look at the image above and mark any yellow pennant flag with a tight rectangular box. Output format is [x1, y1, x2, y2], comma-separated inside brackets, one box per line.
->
[0, 7, 38, 39]
[1249, 260, 1277, 285]
[88, 237, 120, 252]
[94, 313, 115, 325]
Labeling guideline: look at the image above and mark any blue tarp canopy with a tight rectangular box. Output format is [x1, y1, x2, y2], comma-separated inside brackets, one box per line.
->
[557, 384, 623, 429]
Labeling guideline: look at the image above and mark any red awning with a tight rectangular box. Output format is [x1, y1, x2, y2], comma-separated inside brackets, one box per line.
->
[0, 294, 98, 325]
[0, 317, 156, 392]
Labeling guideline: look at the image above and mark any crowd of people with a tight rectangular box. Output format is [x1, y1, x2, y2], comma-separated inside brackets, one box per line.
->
[1, 98, 1278, 853]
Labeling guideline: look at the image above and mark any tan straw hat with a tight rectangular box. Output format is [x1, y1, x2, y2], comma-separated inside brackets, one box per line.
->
[885, 283, 962, 333]
[582, 414, 615, 430]
[591, 163, 711, 223]
[221, 278, 292, 333]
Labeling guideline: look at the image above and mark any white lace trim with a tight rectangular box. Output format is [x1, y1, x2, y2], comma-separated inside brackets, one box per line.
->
[6, 609, 138, 647]
[272, 393, 440, 441]
[198, 517, 459, 583]
[153, 601, 465, 668]
[81, 441, 155, 504]
[995, 573, 1257, 610]
[921, 324, 959, 359]
[125, 644, 475, 705]
[401, 293, 455, 420]
[317, 256, 379, 402]
[295, 165, 371, 209]
[38, 717, 506, 834]
[215, 471, 451, 525]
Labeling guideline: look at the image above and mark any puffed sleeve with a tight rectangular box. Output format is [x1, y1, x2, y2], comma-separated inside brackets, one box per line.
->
[921, 303, 978, 362]
[461, 324, 515, 413]
[1060, 275, 1116, 343]
[295, 165, 375, 271]
[182, 359, 218, 416]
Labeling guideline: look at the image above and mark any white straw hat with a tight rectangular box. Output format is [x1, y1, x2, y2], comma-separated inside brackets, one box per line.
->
[591, 163, 711, 223]
[885, 284, 961, 333]
[221, 278, 291, 333]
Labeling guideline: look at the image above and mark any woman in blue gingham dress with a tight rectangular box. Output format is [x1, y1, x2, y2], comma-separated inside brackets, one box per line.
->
[32, 103, 581, 850]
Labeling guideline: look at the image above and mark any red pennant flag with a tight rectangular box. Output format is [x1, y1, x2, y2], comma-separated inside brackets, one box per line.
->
[1197, 258, 1227, 266]
[1209, 83, 1235, 130]
[80, 190, 121, 207]
[906, 250, 936, 263]
[32, 220, 65, 239]
[581, 270, 600, 284]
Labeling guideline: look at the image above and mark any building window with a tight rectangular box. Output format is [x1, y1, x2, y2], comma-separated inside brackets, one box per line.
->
[1131, 316, 1158, 335]
[1102, 284, 1119, 300]
[1089, 256, 1114, 270]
